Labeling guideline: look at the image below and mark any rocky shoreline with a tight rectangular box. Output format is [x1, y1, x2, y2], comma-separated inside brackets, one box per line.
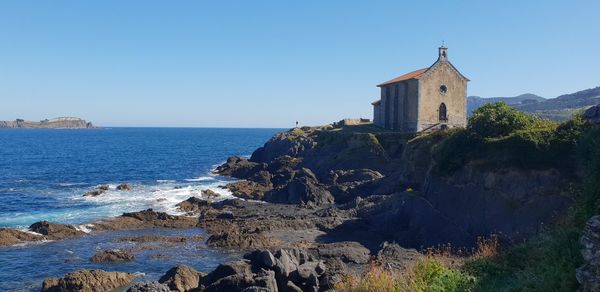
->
[0, 124, 581, 291]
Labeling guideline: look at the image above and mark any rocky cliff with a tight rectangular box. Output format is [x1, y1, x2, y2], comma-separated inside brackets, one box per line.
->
[216, 125, 574, 249]
[0, 117, 94, 128]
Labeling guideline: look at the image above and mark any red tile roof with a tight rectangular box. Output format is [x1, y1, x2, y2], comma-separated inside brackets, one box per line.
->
[377, 68, 428, 87]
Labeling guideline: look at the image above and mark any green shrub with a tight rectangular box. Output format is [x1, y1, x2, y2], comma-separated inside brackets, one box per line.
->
[468, 102, 536, 138]
[400, 258, 476, 292]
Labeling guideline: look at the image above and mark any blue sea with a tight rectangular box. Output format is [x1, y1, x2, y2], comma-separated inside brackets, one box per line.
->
[0, 127, 281, 291]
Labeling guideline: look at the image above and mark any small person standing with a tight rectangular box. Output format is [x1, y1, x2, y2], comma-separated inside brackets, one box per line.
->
[296, 121, 299, 128]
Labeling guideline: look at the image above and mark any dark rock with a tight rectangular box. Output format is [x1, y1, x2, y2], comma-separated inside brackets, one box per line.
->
[127, 281, 171, 292]
[584, 104, 600, 124]
[115, 235, 203, 243]
[577, 215, 600, 291]
[158, 264, 203, 292]
[97, 185, 110, 191]
[83, 190, 105, 197]
[29, 221, 85, 240]
[90, 249, 135, 263]
[216, 211, 234, 220]
[331, 169, 384, 185]
[225, 180, 273, 200]
[176, 197, 210, 213]
[117, 183, 133, 191]
[314, 241, 370, 264]
[214, 156, 266, 179]
[202, 260, 253, 287]
[265, 172, 334, 206]
[206, 230, 281, 249]
[377, 242, 424, 272]
[41, 269, 137, 292]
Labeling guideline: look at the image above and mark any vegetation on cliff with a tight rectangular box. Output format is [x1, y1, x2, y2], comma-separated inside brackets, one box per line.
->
[337, 102, 600, 291]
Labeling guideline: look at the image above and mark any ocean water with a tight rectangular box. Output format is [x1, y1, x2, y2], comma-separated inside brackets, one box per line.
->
[0, 127, 281, 291]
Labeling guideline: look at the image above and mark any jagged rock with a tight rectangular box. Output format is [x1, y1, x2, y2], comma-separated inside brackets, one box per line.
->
[202, 260, 253, 287]
[117, 183, 133, 191]
[226, 180, 272, 200]
[206, 229, 281, 249]
[265, 170, 334, 206]
[584, 104, 600, 124]
[176, 197, 210, 213]
[41, 269, 137, 292]
[97, 185, 110, 191]
[29, 221, 84, 240]
[159, 264, 203, 292]
[201, 189, 220, 199]
[331, 169, 384, 185]
[0, 228, 41, 246]
[214, 156, 266, 179]
[314, 241, 370, 264]
[127, 281, 171, 292]
[90, 249, 135, 263]
[577, 215, 600, 291]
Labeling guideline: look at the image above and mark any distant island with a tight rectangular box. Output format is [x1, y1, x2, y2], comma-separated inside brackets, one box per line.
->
[0, 117, 94, 129]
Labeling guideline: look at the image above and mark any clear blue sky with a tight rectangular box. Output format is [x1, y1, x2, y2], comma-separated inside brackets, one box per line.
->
[0, 1, 598, 127]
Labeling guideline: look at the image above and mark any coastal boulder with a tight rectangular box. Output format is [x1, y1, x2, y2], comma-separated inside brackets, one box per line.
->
[116, 183, 133, 191]
[176, 197, 210, 213]
[90, 249, 135, 263]
[0, 228, 42, 246]
[314, 241, 370, 264]
[159, 264, 203, 292]
[29, 221, 84, 240]
[41, 269, 137, 292]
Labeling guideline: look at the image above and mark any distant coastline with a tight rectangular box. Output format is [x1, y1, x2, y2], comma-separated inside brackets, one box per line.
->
[0, 117, 94, 129]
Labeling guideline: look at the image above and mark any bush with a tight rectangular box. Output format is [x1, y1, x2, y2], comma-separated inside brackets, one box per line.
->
[468, 102, 536, 138]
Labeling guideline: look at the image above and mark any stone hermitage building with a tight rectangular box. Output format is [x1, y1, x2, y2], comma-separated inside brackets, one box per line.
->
[372, 46, 469, 132]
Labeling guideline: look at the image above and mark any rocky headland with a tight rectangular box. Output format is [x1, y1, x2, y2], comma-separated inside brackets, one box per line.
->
[3, 108, 599, 291]
[0, 117, 94, 129]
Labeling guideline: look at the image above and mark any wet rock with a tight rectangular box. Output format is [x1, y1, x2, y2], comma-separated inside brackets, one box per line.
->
[127, 281, 171, 292]
[577, 215, 600, 291]
[159, 264, 203, 292]
[97, 185, 110, 191]
[117, 183, 133, 191]
[0, 228, 41, 246]
[114, 235, 203, 243]
[29, 221, 85, 240]
[41, 269, 137, 292]
[201, 189, 220, 199]
[83, 190, 105, 197]
[216, 211, 235, 220]
[176, 197, 210, 213]
[119, 209, 199, 229]
[90, 249, 135, 263]
[584, 104, 600, 124]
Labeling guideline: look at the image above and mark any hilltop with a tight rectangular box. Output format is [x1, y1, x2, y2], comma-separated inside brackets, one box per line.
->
[469, 86, 600, 120]
[0, 117, 94, 129]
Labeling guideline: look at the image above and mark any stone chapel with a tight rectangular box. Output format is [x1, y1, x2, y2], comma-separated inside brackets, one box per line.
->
[372, 46, 469, 132]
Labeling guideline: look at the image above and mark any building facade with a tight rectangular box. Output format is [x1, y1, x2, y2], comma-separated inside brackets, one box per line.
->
[372, 46, 469, 132]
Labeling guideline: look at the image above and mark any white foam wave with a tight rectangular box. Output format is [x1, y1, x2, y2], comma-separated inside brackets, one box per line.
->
[156, 180, 176, 183]
[185, 176, 215, 182]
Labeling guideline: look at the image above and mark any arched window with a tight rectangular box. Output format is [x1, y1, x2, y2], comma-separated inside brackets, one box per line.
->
[439, 103, 447, 123]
